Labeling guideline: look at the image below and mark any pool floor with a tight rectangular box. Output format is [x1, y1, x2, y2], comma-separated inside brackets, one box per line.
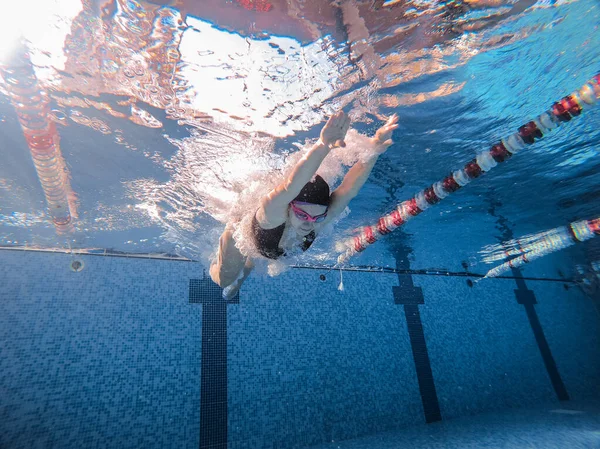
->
[307, 400, 600, 449]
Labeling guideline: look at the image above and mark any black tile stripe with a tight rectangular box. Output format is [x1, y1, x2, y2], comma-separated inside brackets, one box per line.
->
[200, 298, 227, 449]
[190, 276, 238, 449]
[404, 303, 442, 423]
[393, 277, 442, 424]
[513, 270, 570, 401]
[391, 239, 442, 424]
[487, 193, 570, 403]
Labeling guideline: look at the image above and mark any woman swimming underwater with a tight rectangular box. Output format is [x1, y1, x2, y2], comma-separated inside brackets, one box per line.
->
[210, 111, 399, 298]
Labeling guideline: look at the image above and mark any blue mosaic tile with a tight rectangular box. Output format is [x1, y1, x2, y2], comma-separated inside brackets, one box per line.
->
[1, 246, 599, 449]
[306, 400, 600, 449]
[0, 251, 203, 449]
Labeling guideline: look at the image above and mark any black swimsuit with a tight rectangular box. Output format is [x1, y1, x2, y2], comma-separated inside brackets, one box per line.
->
[252, 214, 315, 259]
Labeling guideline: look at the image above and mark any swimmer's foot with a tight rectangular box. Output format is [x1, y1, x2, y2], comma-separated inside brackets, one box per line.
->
[222, 281, 241, 300]
[222, 258, 254, 301]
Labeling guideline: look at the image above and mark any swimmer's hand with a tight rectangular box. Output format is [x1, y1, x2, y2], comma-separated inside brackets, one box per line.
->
[320, 111, 351, 148]
[370, 114, 399, 155]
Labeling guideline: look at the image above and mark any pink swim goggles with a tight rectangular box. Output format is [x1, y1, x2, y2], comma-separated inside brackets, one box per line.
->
[290, 201, 328, 223]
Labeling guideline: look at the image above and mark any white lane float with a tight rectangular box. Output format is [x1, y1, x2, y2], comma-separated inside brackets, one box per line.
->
[479, 217, 600, 279]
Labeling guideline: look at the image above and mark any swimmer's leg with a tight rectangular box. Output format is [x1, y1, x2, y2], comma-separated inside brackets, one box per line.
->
[222, 258, 254, 300]
[209, 224, 248, 289]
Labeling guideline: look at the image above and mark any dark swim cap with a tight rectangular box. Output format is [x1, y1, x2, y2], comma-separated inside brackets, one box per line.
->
[293, 175, 330, 206]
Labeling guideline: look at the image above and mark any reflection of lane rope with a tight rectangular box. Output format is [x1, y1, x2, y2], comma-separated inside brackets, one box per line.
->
[0, 44, 74, 233]
[479, 218, 600, 280]
[335, 73, 600, 264]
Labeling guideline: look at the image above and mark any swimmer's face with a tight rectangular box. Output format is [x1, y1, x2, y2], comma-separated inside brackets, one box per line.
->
[288, 202, 328, 235]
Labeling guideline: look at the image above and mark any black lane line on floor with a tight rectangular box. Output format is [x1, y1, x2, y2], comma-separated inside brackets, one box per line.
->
[392, 243, 442, 424]
[190, 275, 239, 449]
[512, 269, 570, 401]
[486, 195, 570, 403]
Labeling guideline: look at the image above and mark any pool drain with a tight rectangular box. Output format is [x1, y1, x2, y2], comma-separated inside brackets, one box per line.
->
[70, 259, 84, 272]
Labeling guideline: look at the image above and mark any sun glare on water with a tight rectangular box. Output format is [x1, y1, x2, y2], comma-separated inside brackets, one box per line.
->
[0, 0, 82, 71]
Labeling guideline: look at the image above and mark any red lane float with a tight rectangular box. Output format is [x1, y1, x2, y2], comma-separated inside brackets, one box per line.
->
[235, 0, 273, 12]
[336, 73, 600, 264]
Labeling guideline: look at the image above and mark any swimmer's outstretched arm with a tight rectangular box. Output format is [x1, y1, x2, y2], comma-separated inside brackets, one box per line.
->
[256, 111, 351, 228]
[325, 115, 399, 221]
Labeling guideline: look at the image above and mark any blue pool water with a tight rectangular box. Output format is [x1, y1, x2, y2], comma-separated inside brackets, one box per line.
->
[1, 0, 599, 448]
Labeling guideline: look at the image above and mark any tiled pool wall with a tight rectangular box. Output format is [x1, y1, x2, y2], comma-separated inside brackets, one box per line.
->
[1, 225, 599, 449]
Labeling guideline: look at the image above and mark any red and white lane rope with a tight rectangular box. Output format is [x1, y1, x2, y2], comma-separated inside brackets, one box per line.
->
[335, 73, 600, 264]
[0, 45, 73, 233]
[480, 217, 600, 280]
